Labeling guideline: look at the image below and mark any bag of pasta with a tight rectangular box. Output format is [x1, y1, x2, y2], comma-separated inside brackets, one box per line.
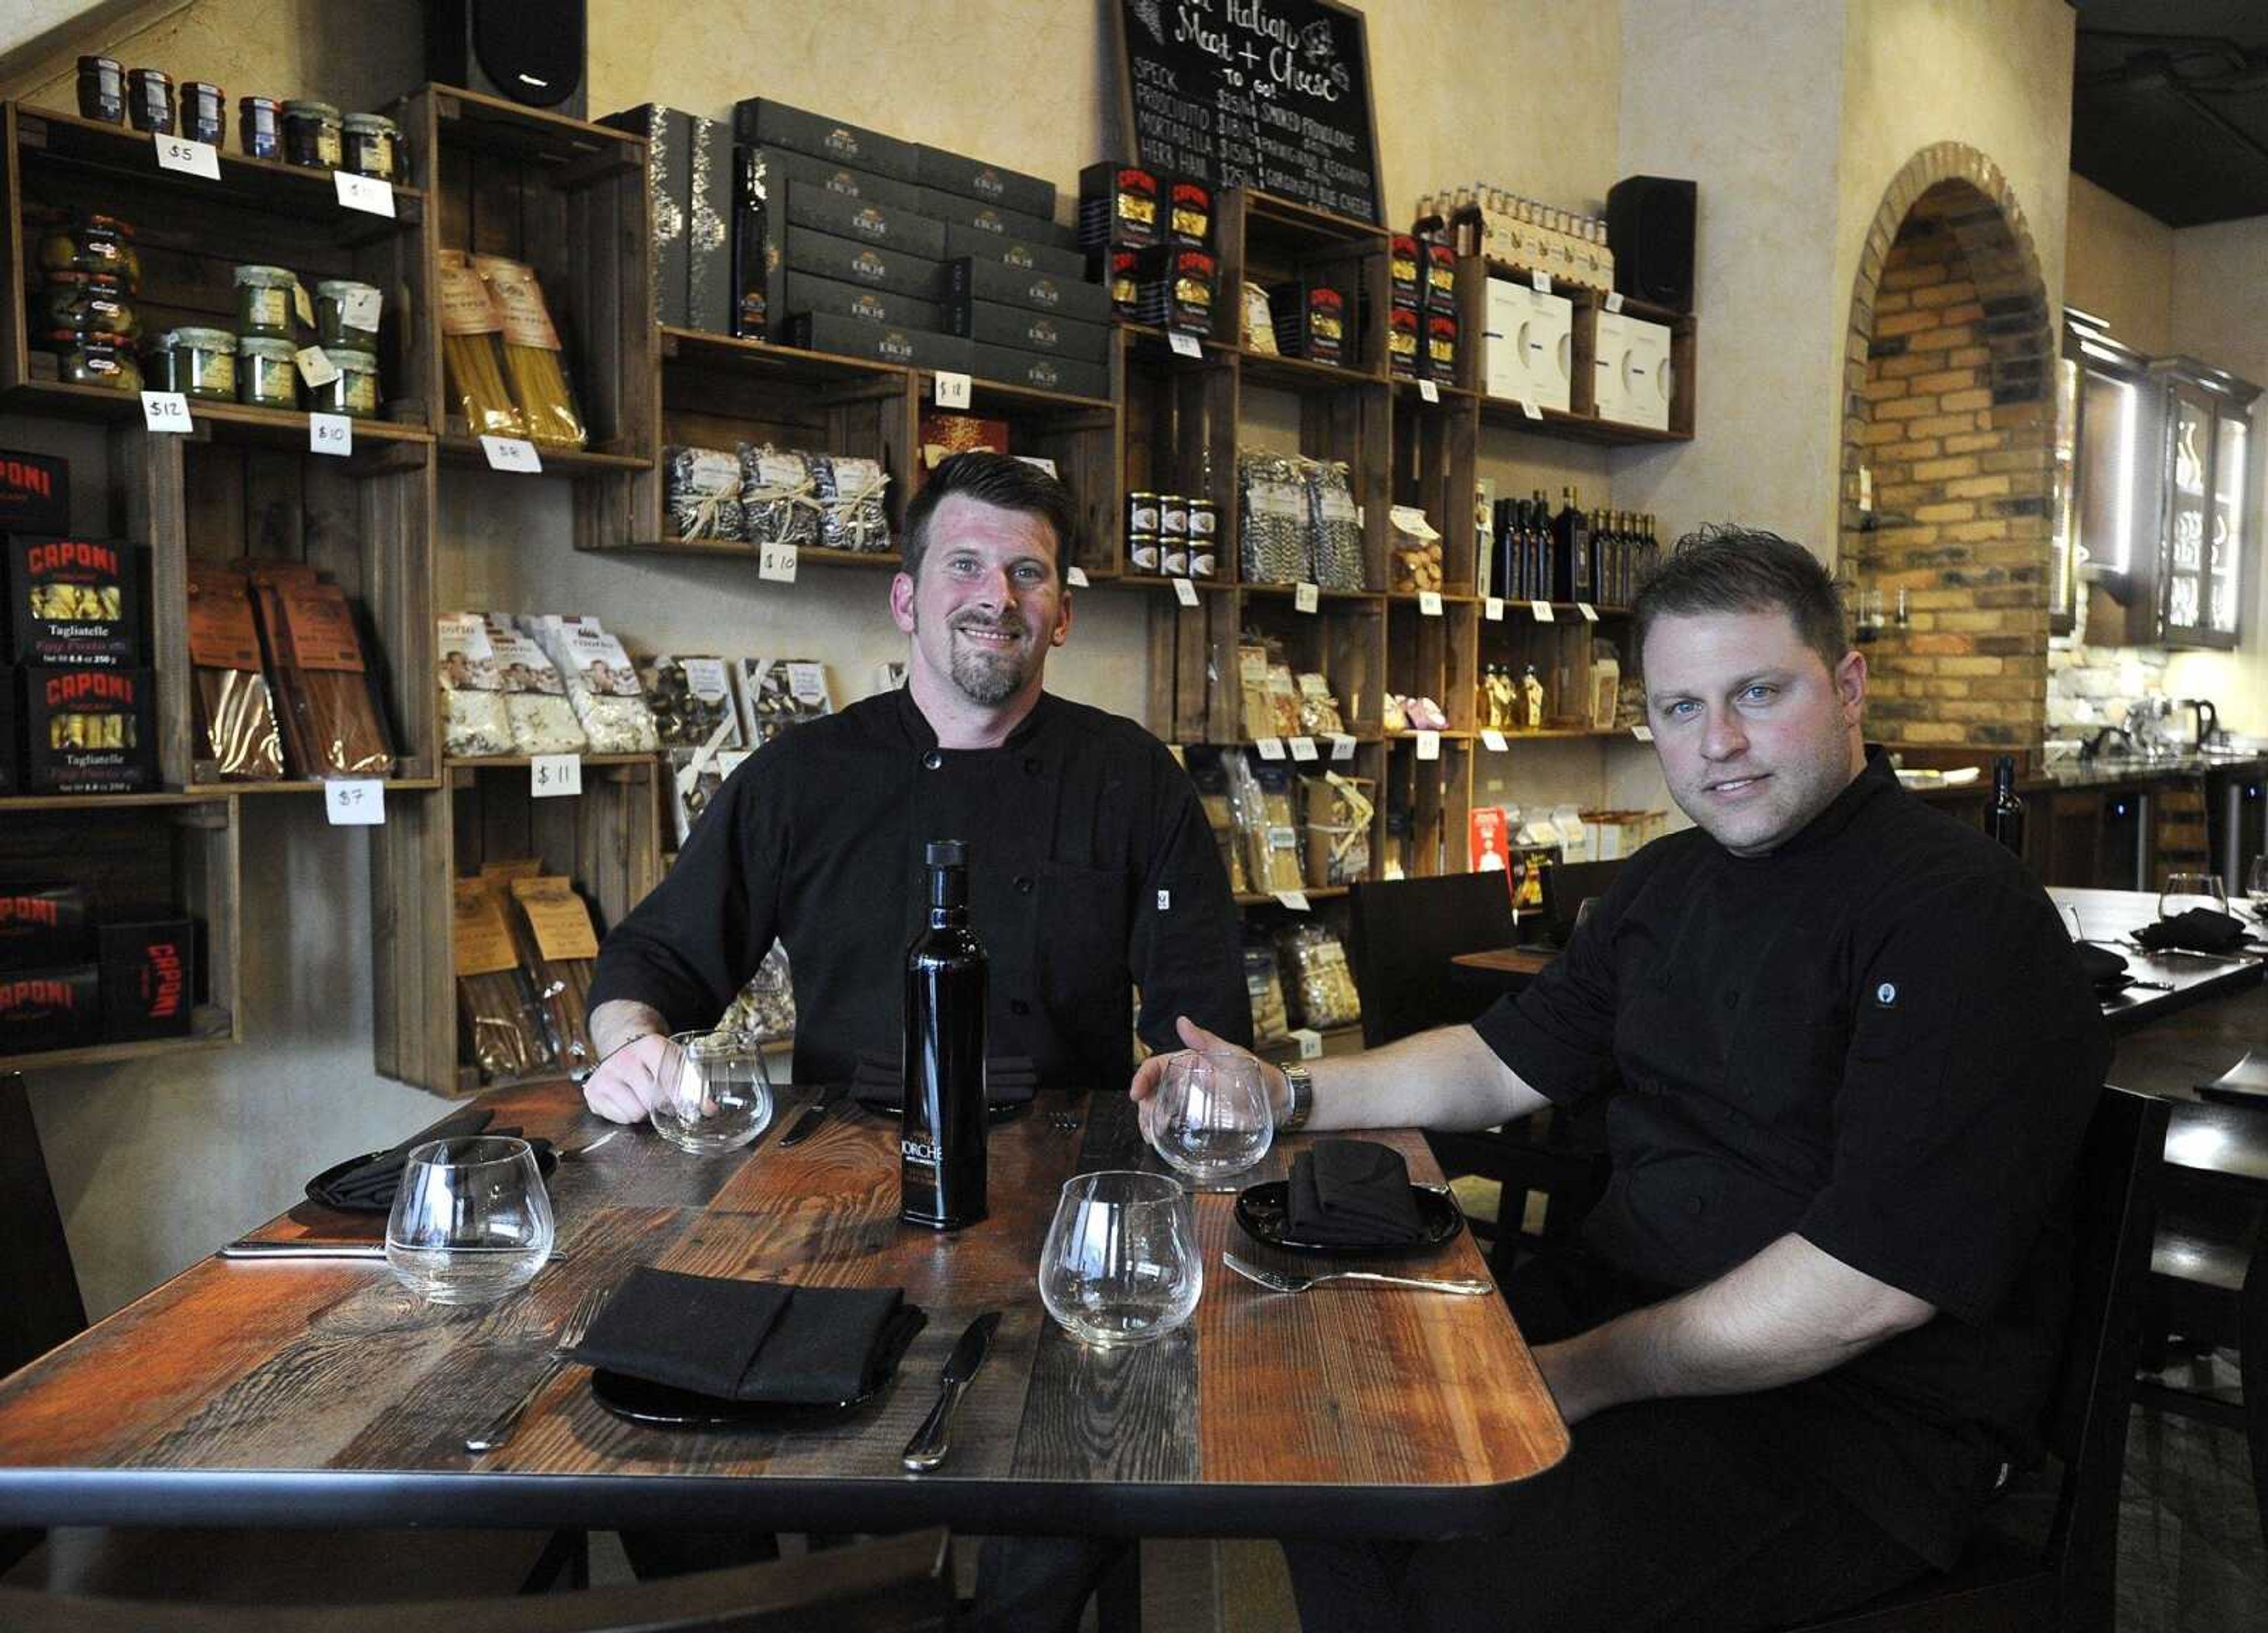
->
[1280, 922, 1361, 1031]
[1243, 939, 1290, 1045]
[475, 254, 587, 449]
[185, 564, 284, 780]
[437, 249, 525, 439]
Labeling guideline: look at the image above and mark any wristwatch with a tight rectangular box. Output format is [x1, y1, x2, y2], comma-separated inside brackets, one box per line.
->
[1278, 1062, 1313, 1132]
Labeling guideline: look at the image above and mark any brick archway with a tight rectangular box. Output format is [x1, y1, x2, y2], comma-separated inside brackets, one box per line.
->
[1839, 143, 2055, 750]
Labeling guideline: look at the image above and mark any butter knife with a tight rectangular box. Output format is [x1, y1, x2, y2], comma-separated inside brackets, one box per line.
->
[779, 1084, 848, 1150]
[219, 1240, 386, 1261]
[901, 1311, 1001, 1473]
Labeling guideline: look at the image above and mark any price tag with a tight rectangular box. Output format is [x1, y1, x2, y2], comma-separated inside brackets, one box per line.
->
[340, 285, 383, 332]
[1294, 581, 1319, 614]
[295, 345, 340, 387]
[1273, 891, 1311, 913]
[153, 133, 220, 180]
[1383, 860, 1406, 882]
[1289, 735, 1318, 762]
[1577, 602, 1599, 622]
[292, 280, 315, 328]
[1632, 725, 1655, 743]
[481, 435, 542, 473]
[322, 778, 385, 826]
[1416, 730, 1441, 761]
[309, 412, 353, 457]
[1520, 397, 1544, 421]
[933, 370, 972, 409]
[1605, 291, 1625, 314]
[1256, 737, 1286, 761]
[1322, 734, 1353, 763]
[1485, 597, 1506, 621]
[1531, 269, 1553, 294]
[1481, 729, 1510, 752]
[1531, 599, 1555, 622]
[334, 169, 395, 216]
[530, 754, 582, 798]
[1291, 1026, 1325, 1059]
[1419, 590, 1443, 617]
[1066, 565, 1090, 589]
[1419, 379, 1440, 404]
[759, 543, 799, 584]
[1169, 329, 1203, 358]
[1172, 576, 1200, 607]
[141, 390, 193, 433]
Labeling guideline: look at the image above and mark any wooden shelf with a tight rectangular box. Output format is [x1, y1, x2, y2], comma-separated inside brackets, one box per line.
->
[1254, 1022, 1363, 1058]
[924, 369, 1115, 415]
[0, 788, 232, 813]
[436, 437, 651, 474]
[1234, 886, 1352, 907]
[195, 777, 443, 796]
[660, 325, 911, 387]
[444, 753, 656, 771]
[1240, 581, 1380, 602]
[582, 535, 900, 566]
[1239, 348, 1386, 393]
[0, 1017, 235, 1077]
[2, 381, 432, 468]
[1393, 378, 1478, 404]
[1476, 393, 1692, 445]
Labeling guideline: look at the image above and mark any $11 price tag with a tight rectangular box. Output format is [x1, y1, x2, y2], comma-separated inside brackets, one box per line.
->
[1419, 379, 1440, 404]
[530, 754, 582, 798]
[1168, 330, 1203, 358]
[323, 778, 385, 826]
[1294, 581, 1320, 614]
[1485, 596, 1506, 621]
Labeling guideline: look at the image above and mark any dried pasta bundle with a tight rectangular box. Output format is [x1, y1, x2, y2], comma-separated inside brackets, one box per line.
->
[1227, 752, 1305, 894]
[475, 255, 586, 449]
[1281, 922, 1361, 1030]
[438, 250, 525, 439]
[665, 445, 744, 542]
[1244, 940, 1289, 1044]
[739, 444, 823, 549]
[715, 941, 796, 1044]
[185, 565, 284, 780]
[273, 579, 395, 777]
[509, 875, 600, 1073]
[454, 876, 553, 1081]
[523, 614, 660, 752]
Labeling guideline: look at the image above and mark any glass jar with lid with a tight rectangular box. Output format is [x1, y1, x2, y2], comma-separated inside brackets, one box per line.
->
[38, 213, 140, 291]
[239, 95, 281, 160]
[281, 99, 342, 169]
[237, 335, 298, 409]
[149, 327, 238, 400]
[233, 264, 299, 338]
[309, 346, 380, 418]
[51, 331, 142, 392]
[178, 81, 226, 146]
[341, 113, 400, 183]
[40, 272, 138, 340]
[126, 67, 173, 134]
[315, 279, 383, 348]
[76, 56, 124, 124]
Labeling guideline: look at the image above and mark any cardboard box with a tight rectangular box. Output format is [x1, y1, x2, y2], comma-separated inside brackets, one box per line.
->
[0, 884, 91, 971]
[784, 270, 943, 333]
[945, 256, 1111, 325]
[786, 313, 976, 373]
[599, 105, 692, 328]
[786, 226, 944, 301]
[0, 962, 100, 1053]
[1079, 162, 1161, 251]
[915, 144, 1055, 221]
[1593, 311, 1673, 430]
[686, 113, 734, 335]
[914, 187, 1075, 251]
[970, 344, 1109, 402]
[786, 178, 947, 260]
[1482, 279, 1573, 411]
[0, 667, 15, 794]
[99, 917, 195, 1041]
[0, 448, 69, 537]
[949, 298, 1111, 366]
[6, 533, 139, 667]
[21, 663, 154, 794]
[744, 142, 925, 216]
[734, 97, 918, 184]
[943, 222, 1087, 282]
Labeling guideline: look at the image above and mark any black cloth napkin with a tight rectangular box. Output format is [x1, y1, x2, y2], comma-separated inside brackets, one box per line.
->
[852, 1048, 1038, 1115]
[2135, 907, 2253, 956]
[568, 1265, 924, 1405]
[1287, 1139, 1428, 1247]
[2074, 942, 2129, 990]
[305, 1111, 555, 1212]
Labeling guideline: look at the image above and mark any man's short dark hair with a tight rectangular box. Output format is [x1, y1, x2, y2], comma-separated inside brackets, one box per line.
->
[901, 452, 1079, 588]
[1632, 524, 1849, 673]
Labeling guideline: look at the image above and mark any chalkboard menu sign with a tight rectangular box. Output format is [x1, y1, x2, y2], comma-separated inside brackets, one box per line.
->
[1113, 0, 1382, 226]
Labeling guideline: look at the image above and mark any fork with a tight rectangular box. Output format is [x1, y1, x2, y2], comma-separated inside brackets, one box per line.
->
[464, 1286, 609, 1454]
[556, 1129, 620, 1160]
[1221, 1251, 1492, 1297]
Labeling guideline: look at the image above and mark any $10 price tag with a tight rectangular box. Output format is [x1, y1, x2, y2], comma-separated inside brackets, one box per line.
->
[308, 413, 353, 457]
[759, 543, 799, 584]
[1294, 581, 1320, 614]
[323, 778, 385, 826]
[530, 754, 582, 798]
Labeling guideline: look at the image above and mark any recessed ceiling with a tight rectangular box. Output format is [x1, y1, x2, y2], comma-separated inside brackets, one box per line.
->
[2073, 0, 2268, 226]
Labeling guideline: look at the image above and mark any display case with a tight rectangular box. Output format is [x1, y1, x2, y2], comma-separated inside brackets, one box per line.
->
[2150, 357, 2254, 649]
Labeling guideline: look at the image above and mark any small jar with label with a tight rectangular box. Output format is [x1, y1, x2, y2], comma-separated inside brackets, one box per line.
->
[177, 81, 226, 146]
[232, 264, 298, 338]
[1161, 536, 1190, 576]
[281, 99, 341, 170]
[149, 326, 237, 400]
[76, 56, 125, 124]
[40, 272, 138, 340]
[50, 330, 141, 392]
[238, 95, 282, 160]
[39, 213, 139, 289]
[308, 345, 379, 418]
[314, 279, 382, 348]
[340, 113, 400, 183]
[126, 67, 173, 134]
[1159, 494, 1190, 545]
[1125, 490, 1160, 541]
[237, 335, 298, 409]
[1128, 532, 1161, 574]
[1188, 497, 1218, 579]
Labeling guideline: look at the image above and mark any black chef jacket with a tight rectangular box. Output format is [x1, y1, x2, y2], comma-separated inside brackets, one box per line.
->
[588, 686, 1250, 1090]
[1474, 748, 2109, 1567]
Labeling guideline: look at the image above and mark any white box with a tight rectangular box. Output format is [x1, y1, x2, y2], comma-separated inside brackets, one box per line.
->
[1482, 279, 1573, 412]
[1593, 311, 1673, 431]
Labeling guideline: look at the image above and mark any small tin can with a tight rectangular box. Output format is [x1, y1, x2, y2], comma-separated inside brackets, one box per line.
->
[1159, 494, 1189, 541]
[178, 82, 226, 146]
[1128, 532, 1161, 574]
[76, 56, 125, 125]
[1187, 497, 1217, 549]
[126, 68, 174, 135]
[1125, 490, 1160, 538]
[239, 96, 281, 160]
[1162, 537, 1190, 576]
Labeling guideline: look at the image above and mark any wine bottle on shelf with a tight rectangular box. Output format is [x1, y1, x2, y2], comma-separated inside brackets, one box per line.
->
[1531, 493, 1554, 601]
[1987, 756, 2025, 858]
[1554, 488, 1590, 608]
[901, 839, 988, 1231]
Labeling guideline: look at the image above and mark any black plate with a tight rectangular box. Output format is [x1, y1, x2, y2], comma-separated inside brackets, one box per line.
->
[851, 1091, 1034, 1125]
[304, 1140, 557, 1212]
[1233, 1181, 1466, 1257]
[588, 1306, 930, 1427]
[2095, 974, 2135, 999]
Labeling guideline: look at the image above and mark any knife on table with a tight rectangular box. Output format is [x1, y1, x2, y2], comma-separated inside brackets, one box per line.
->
[901, 1311, 1002, 1473]
[779, 1083, 848, 1149]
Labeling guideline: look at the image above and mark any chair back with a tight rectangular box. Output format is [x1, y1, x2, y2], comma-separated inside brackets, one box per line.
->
[1348, 873, 1520, 1047]
[1, 1073, 86, 1378]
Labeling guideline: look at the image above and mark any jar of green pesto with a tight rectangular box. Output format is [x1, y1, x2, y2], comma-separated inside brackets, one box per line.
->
[309, 346, 380, 418]
[233, 264, 299, 339]
[237, 335, 298, 409]
[149, 327, 238, 400]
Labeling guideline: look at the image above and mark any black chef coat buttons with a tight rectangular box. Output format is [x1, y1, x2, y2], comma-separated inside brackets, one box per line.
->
[1009, 999, 1030, 1016]
[922, 749, 944, 770]
[1014, 875, 1034, 894]
[1686, 1192, 1706, 1216]
[1024, 755, 1042, 775]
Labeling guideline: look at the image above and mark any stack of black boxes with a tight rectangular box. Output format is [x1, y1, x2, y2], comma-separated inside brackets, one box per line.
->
[1078, 161, 1217, 340]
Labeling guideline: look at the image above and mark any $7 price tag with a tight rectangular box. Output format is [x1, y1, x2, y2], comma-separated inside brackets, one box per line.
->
[323, 778, 385, 825]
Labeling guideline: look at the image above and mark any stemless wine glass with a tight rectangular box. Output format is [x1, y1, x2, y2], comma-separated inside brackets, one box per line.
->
[1148, 1049, 1274, 1183]
[2158, 872, 2229, 921]
[1037, 1171, 1203, 1347]
[384, 1136, 554, 1305]
[649, 1029, 773, 1155]
[2248, 856, 2268, 923]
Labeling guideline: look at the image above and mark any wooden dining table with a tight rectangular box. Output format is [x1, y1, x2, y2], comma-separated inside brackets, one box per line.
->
[0, 1080, 1569, 1543]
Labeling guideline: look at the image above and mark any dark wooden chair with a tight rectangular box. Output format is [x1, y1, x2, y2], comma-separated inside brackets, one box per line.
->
[1346, 875, 1608, 1272]
[0, 1528, 954, 1632]
[1778, 1084, 2169, 1633]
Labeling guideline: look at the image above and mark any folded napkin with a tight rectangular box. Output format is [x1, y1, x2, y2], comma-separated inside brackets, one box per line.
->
[852, 1048, 1038, 1115]
[306, 1111, 555, 1212]
[2074, 941, 2130, 991]
[1286, 1139, 1429, 1247]
[2135, 907, 2253, 956]
[568, 1265, 925, 1405]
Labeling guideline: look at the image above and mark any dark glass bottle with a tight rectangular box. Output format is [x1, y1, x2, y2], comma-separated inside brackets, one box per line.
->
[902, 839, 989, 1230]
[1554, 487, 1590, 607]
[1987, 755, 2025, 857]
[1529, 493, 1553, 601]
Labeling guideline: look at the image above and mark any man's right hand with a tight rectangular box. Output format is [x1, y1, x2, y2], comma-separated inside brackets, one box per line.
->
[1130, 1015, 1290, 1137]
[582, 1031, 672, 1123]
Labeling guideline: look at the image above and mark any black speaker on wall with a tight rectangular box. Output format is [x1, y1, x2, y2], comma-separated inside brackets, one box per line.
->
[1606, 175, 1695, 313]
[428, 0, 588, 120]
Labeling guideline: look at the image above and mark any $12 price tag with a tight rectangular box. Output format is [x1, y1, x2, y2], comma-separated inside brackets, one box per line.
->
[530, 754, 582, 798]
[1419, 590, 1443, 617]
[323, 778, 385, 826]
[141, 391, 193, 433]
[1289, 736, 1318, 762]
[308, 413, 353, 457]
[1419, 380, 1440, 404]
[1485, 597, 1506, 621]
[1172, 576, 1200, 607]
[153, 133, 220, 180]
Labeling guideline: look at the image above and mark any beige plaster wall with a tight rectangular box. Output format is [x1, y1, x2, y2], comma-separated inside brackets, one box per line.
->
[2062, 172, 2173, 354]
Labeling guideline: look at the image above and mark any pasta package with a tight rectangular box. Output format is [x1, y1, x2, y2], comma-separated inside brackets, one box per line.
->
[483, 621, 586, 755]
[274, 579, 395, 777]
[1280, 922, 1361, 1031]
[524, 614, 660, 752]
[185, 564, 284, 779]
[715, 940, 795, 1045]
[474, 255, 587, 449]
[437, 249, 525, 439]
[738, 444, 822, 549]
[813, 454, 891, 552]
[664, 445, 744, 542]
[455, 875, 552, 1082]
[669, 743, 750, 848]
[438, 612, 513, 758]
[509, 874, 601, 1071]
